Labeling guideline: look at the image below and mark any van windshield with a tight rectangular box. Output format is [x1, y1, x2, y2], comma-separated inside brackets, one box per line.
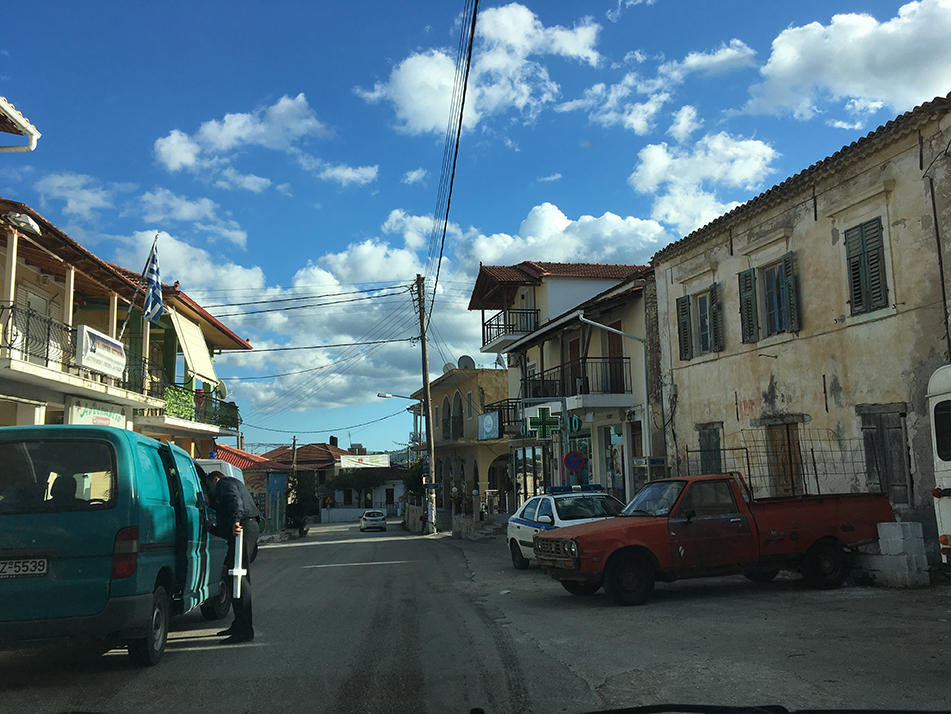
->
[0, 440, 117, 515]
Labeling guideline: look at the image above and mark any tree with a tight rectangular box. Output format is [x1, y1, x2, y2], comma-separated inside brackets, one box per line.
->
[330, 467, 388, 508]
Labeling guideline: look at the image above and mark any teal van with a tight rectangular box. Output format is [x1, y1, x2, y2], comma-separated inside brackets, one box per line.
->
[0, 425, 231, 666]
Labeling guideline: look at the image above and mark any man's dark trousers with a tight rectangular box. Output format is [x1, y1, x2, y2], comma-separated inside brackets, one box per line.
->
[227, 517, 260, 634]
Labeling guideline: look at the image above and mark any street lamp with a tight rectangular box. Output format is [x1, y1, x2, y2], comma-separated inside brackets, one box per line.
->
[378, 390, 435, 532]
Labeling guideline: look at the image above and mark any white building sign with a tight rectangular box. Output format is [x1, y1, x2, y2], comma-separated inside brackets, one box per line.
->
[76, 325, 126, 379]
[66, 396, 132, 429]
[340, 454, 390, 469]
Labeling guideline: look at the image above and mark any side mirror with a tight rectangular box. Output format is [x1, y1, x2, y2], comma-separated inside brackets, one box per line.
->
[683, 509, 697, 523]
[537, 514, 554, 525]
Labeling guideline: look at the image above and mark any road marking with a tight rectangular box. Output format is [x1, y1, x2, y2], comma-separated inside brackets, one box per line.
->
[301, 560, 415, 569]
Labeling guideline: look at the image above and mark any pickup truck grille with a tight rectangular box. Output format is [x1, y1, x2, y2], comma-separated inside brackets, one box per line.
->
[534, 538, 570, 557]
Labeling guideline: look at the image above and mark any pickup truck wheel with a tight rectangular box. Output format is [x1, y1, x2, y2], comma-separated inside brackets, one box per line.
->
[510, 539, 530, 570]
[200, 574, 233, 620]
[128, 585, 170, 667]
[744, 569, 780, 583]
[802, 541, 849, 589]
[560, 580, 601, 596]
[603, 554, 654, 606]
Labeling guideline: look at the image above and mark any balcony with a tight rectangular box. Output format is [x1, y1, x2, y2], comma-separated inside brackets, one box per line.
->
[522, 358, 632, 405]
[1, 302, 166, 403]
[138, 384, 240, 431]
[440, 414, 464, 441]
[481, 308, 539, 353]
[483, 398, 522, 435]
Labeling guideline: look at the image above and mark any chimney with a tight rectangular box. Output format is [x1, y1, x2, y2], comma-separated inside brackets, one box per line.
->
[330, 435, 338, 448]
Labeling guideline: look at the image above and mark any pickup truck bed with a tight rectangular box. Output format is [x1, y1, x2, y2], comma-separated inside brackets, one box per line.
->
[533, 473, 895, 605]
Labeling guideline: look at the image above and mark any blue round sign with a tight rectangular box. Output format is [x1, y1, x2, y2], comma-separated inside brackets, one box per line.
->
[564, 451, 585, 472]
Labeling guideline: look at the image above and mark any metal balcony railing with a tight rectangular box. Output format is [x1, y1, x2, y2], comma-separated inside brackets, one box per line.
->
[482, 308, 539, 346]
[522, 358, 631, 398]
[483, 398, 521, 430]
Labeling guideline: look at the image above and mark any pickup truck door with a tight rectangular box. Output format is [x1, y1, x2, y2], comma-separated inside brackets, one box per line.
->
[668, 480, 756, 574]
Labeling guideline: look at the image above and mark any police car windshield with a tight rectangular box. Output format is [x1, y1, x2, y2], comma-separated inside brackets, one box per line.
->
[553, 494, 624, 521]
[622, 480, 686, 517]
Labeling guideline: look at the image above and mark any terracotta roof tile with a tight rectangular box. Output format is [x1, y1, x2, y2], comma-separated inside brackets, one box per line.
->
[261, 442, 351, 469]
[213, 443, 291, 472]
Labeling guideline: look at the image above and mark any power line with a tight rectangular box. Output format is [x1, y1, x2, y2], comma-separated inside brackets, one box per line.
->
[241, 407, 411, 435]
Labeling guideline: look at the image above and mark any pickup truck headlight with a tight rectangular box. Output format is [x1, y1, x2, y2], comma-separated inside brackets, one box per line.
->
[566, 540, 578, 557]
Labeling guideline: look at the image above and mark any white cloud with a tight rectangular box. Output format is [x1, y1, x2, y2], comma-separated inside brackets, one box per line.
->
[456, 202, 669, 267]
[275, 183, 294, 197]
[34, 172, 117, 220]
[747, 0, 951, 119]
[668, 105, 703, 142]
[629, 132, 779, 236]
[402, 168, 428, 185]
[317, 163, 379, 187]
[355, 3, 601, 135]
[537, 173, 562, 182]
[153, 130, 201, 172]
[139, 188, 218, 223]
[382, 208, 440, 250]
[153, 94, 333, 192]
[195, 221, 248, 248]
[606, 0, 657, 23]
[558, 40, 754, 132]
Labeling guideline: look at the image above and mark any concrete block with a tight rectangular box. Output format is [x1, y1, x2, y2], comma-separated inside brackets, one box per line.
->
[879, 537, 927, 557]
[858, 553, 884, 572]
[880, 568, 930, 588]
[878, 521, 923, 540]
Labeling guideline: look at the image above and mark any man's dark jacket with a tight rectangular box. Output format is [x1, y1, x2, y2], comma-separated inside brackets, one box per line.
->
[210, 477, 262, 539]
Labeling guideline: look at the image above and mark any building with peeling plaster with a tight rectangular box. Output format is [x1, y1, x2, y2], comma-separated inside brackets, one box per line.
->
[652, 92, 951, 564]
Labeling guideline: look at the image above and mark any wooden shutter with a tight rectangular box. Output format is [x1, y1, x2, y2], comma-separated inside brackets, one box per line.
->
[676, 295, 693, 361]
[844, 224, 866, 314]
[709, 283, 723, 352]
[863, 218, 888, 311]
[781, 252, 800, 332]
[738, 269, 758, 343]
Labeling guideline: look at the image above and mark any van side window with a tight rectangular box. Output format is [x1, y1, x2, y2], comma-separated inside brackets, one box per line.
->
[136, 444, 171, 504]
[934, 400, 951, 462]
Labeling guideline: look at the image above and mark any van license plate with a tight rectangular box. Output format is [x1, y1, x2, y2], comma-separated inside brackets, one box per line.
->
[0, 558, 48, 578]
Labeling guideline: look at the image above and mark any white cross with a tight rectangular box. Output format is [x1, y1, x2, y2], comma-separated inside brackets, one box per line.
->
[228, 529, 247, 599]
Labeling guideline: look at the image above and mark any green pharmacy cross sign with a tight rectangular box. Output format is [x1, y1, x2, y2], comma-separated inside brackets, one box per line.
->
[527, 407, 561, 440]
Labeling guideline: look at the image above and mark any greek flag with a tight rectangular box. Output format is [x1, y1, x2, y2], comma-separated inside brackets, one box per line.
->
[142, 242, 163, 323]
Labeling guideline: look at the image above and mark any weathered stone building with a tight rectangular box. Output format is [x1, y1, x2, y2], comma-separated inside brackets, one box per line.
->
[652, 93, 951, 562]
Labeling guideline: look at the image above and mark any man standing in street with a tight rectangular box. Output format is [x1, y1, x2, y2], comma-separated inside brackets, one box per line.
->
[206, 469, 262, 644]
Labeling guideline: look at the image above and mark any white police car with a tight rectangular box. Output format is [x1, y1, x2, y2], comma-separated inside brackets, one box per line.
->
[507, 485, 625, 569]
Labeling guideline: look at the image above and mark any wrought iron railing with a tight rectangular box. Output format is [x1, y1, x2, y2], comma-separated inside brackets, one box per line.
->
[1, 302, 76, 369]
[522, 358, 631, 398]
[482, 308, 539, 346]
[483, 399, 521, 431]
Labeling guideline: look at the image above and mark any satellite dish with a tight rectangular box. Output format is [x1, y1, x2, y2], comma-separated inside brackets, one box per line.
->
[442, 363, 455, 374]
[458, 355, 475, 370]
[214, 380, 229, 400]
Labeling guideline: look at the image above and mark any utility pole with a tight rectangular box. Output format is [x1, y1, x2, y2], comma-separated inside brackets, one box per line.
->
[416, 274, 437, 533]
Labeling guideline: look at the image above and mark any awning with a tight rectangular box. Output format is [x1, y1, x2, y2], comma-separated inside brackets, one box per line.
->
[167, 306, 219, 387]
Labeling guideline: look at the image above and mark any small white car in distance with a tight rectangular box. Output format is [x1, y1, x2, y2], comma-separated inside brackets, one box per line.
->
[359, 509, 387, 532]
[507, 485, 624, 569]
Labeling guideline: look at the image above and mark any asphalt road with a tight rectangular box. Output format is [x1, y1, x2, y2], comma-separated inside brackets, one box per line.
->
[1, 520, 949, 714]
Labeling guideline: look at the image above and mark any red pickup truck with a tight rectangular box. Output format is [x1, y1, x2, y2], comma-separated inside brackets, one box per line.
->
[532, 472, 895, 605]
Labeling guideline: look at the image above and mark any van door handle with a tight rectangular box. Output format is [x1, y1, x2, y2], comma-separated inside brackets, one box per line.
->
[729, 518, 742, 523]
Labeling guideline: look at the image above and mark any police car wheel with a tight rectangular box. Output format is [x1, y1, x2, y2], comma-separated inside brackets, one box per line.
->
[510, 539, 530, 570]
[560, 580, 601, 596]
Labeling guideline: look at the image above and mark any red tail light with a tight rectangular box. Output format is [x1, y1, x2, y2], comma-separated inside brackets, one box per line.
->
[939, 534, 950, 546]
[112, 526, 139, 579]
[934, 487, 951, 498]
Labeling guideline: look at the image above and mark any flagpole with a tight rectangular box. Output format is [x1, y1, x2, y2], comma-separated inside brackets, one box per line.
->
[118, 232, 159, 341]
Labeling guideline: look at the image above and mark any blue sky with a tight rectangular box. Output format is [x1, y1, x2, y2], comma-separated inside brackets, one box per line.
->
[2, 0, 950, 453]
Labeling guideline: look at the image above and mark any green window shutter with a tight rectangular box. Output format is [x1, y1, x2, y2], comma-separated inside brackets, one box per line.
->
[709, 283, 723, 352]
[781, 252, 800, 332]
[738, 269, 758, 343]
[862, 218, 888, 311]
[676, 295, 693, 361]
[844, 224, 866, 315]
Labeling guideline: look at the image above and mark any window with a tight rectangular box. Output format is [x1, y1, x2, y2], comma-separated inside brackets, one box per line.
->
[934, 400, 951, 462]
[677, 481, 738, 517]
[522, 497, 540, 521]
[738, 252, 800, 343]
[536, 497, 554, 522]
[466, 391, 473, 420]
[698, 426, 722, 475]
[845, 217, 888, 315]
[676, 283, 722, 361]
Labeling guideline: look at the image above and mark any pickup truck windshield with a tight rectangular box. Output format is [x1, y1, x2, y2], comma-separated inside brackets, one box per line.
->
[0, 440, 116, 515]
[622, 480, 686, 517]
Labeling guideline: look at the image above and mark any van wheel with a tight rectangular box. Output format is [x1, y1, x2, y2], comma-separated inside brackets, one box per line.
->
[200, 575, 233, 620]
[560, 580, 601, 596]
[603, 554, 654, 606]
[510, 539, 530, 570]
[802, 541, 849, 589]
[128, 586, 170, 667]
